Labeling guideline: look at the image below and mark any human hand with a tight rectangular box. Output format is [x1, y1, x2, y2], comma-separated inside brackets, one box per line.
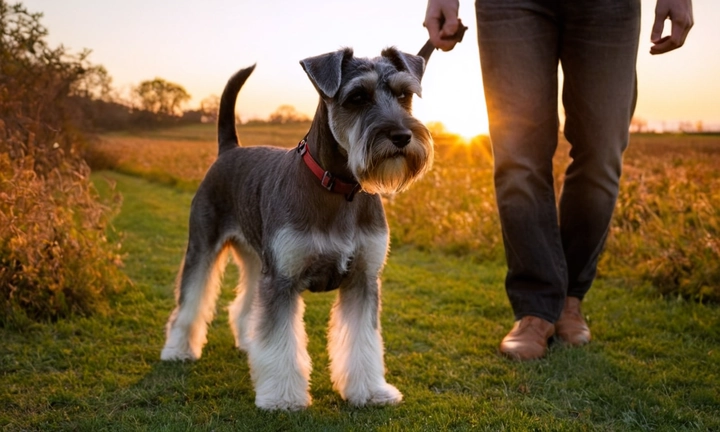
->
[650, 0, 693, 54]
[424, 0, 460, 51]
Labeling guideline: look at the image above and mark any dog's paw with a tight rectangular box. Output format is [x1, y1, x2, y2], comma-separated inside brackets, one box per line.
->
[346, 382, 403, 406]
[368, 383, 403, 405]
[255, 393, 312, 411]
[160, 346, 199, 361]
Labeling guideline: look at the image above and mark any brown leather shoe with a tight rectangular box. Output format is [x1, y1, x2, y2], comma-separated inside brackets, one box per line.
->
[555, 296, 591, 346]
[499, 316, 555, 361]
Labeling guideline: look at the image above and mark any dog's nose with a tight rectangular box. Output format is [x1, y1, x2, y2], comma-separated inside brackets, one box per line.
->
[389, 129, 412, 148]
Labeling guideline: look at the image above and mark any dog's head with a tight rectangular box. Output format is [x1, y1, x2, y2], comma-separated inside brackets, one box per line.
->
[300, 47, 433, 195]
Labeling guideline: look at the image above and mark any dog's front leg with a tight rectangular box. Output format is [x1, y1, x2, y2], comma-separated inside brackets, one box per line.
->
[327, 274, 403, 406]
[246, 274, 312, 411]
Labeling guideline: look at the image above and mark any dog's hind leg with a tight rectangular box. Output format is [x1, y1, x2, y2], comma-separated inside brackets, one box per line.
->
[161, 239, 228, 361]
[227, 243, 262, 352]
[245, 275, 312, 410]
[327, 253, 403, 406]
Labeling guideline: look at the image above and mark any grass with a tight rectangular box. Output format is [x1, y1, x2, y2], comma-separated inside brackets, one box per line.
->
[100, 122, 312, 145]
[87, 126, 720, 302]
[1, 170, 719, 431]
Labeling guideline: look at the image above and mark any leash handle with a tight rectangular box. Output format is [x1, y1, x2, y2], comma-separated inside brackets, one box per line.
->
[418, 18, 468, 63]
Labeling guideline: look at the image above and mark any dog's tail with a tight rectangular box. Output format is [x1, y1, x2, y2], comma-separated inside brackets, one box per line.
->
[218, 64, 256, 155]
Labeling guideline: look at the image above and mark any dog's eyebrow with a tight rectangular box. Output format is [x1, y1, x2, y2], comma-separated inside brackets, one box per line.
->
[388, 72, 422, 97]
[338, 71, 379, 100]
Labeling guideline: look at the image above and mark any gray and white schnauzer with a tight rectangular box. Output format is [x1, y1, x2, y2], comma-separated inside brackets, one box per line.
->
[160, 47, 433, 410]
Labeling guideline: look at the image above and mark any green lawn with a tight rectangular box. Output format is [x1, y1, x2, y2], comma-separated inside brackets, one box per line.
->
[1, 171, 718, 431]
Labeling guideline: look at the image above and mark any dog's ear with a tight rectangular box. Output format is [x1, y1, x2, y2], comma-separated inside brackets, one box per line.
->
[381, 47, 426, 83]
[300, 48, 353, 99]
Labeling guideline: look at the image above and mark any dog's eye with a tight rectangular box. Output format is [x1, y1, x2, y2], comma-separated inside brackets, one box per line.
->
[345, 90, 371, 106]
[396, 91, 413, 108]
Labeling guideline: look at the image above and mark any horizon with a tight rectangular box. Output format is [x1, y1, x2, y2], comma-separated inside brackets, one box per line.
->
[21, 0, 720, 135]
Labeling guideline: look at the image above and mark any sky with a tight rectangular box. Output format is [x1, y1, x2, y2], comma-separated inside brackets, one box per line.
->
[21, 0, 720, 136]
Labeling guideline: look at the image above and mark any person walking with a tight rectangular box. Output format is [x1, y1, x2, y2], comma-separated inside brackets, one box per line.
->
[424, 0, 693, 360]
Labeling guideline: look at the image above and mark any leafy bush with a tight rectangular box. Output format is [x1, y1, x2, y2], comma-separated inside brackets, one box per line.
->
[0, 1, 128, 324]
[0, 152, 126, 324]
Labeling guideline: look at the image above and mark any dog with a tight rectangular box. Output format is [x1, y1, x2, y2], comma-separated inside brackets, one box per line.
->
[160, 47, 433, 411]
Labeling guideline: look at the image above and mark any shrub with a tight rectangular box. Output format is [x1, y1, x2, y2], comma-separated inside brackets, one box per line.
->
[0, 1, 128, 324]
[0, 152, 126, 324]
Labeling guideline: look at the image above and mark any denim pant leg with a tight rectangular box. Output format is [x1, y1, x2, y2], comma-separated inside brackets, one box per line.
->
[559, 1, 641, 300]
[475, 1, 566, 323]
[476, 0, 640, 322]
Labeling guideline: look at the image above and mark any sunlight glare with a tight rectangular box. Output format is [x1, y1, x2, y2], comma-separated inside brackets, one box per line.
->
[441, 113, 489, 141]
[415, 96, 490, 140]
[413, 49, 490, 139]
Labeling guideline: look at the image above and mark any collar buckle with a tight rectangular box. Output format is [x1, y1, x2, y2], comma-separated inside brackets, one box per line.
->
[321, 171, 335, 190]
[297, 135, 362, 202]
[297, 140, 308, 155]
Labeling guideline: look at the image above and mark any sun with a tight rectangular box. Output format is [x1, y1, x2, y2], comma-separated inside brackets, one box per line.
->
[437, 112, 490, 140]
[415, 101, 490, 141]
[413, 71, 490, 139]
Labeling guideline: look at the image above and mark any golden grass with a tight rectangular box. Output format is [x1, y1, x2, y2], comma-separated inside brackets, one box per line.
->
[605, 134, 720, 301]
[88, 125, 720, 301]
[88, 122, 311, 189]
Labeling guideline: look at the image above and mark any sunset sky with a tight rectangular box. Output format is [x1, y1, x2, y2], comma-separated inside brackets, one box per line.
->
[22, 0, 720, 136]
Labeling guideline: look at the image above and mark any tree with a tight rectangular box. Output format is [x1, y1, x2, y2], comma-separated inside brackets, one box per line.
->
[629, 116, 648, 133]
[268, 104, 309, 124]
[1, 0, 108, 163]
[199, 94, 220, 123]
[133, 78, 190, 116]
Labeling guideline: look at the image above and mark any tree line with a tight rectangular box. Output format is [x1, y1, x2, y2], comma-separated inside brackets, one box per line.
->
[1, 2, 307, 136]
[79, 71, 310, 132]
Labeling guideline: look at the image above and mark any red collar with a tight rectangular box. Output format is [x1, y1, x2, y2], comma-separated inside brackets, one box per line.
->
[296, 138, 362, 201]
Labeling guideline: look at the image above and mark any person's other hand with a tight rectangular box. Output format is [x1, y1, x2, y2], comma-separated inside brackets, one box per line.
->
[424, 0, 460, 51]
[650, 0, 693, 54]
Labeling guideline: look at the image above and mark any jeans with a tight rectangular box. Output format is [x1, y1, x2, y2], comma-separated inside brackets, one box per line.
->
[475, 0, 641, 322]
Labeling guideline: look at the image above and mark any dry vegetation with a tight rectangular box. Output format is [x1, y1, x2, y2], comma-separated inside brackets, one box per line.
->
[88, 125, 720, 302]
[1, 2, 127, 324]
[0, 152, 125, 324]
[605, 135, 720, 301]
[86, 122, 311, 188]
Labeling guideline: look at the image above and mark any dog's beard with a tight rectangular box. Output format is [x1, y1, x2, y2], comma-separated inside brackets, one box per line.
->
[331, 107, 434, 195]
[356, 135, 433, 194]
[360, 156, 410, 195]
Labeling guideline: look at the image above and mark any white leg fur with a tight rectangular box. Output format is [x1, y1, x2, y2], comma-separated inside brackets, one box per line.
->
[161, 249, 227, 361]
[228, 247, 262, 351]
[246, 291, 312, 410]
[327, 279, 402, 406]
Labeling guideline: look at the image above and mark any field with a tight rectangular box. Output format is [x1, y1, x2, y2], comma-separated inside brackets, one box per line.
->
[88, 124, 720, 300]
[2, 123, 719, 430]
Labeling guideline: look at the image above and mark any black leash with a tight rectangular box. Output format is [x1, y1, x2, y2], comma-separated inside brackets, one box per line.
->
[417, 18, 469, 63]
